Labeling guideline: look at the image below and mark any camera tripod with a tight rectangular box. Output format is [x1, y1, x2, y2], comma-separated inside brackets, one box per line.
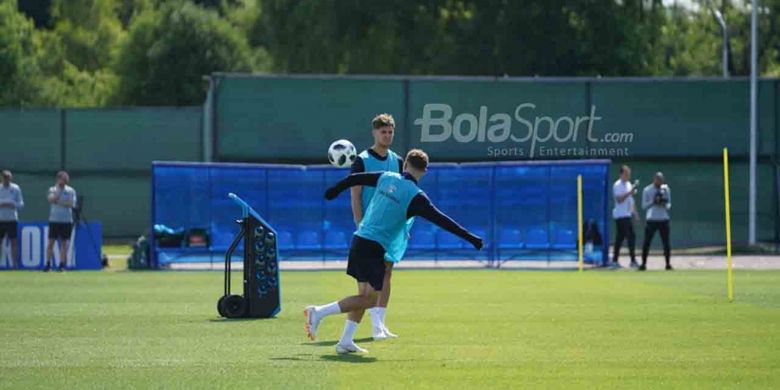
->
[64, 195, 103, 269]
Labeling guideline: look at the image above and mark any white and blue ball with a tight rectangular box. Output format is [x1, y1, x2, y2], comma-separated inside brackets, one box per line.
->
[327, 139, 357, 168]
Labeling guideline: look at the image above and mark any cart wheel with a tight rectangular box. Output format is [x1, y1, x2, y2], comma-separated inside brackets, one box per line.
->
[222, 294, 247, 318]
[217, 295, 229, 317]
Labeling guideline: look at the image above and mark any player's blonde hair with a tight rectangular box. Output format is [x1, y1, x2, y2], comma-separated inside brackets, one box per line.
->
[405, 149, 429, 171]
[372, 113, 395, 129]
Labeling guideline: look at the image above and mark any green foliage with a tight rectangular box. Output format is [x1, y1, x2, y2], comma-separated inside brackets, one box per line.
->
[221, 0, 271, 71]
[655, 5, 722, 76]
[113, 1, 256, 105]
[116, 0, 155, 28]
[3, 0, 780, 107]
[260, 0, 780, 78]
[0, 0, 45, 105]
[50, 0, 125, 71]
[261, 0, 669, 76]
[643, 0, 780, 77]
[1, 0, 117, 106]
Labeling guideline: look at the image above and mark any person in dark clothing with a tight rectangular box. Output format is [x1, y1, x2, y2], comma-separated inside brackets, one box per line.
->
[640, 172, 673, 271]
[304, 149, 483, 354]
[350, 113, 405, 340]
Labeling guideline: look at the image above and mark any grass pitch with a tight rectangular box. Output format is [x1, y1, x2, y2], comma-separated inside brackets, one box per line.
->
[1, 269, 778, 389]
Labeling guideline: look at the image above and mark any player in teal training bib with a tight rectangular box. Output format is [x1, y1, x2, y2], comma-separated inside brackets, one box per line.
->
[305, 149, 483, 354]
[357, 149, 402, 209]
[348, 114, 414, 340]
[356, 172, 421, 254]
[355, 148, 415, 263]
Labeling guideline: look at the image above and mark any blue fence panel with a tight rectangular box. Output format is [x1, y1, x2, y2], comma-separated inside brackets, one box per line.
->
[209, 166, 269, 252]
[322, 168, 355, 256]
[151, 160, 610, 266]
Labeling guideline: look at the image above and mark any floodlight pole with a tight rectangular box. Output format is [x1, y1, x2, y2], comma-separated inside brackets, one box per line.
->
[711, 8, 729, 78]
[749, 0, 758, 245]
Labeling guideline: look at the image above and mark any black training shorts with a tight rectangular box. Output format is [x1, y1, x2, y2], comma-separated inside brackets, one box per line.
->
[346, 234, 386, 291]
[48, 222, 73, 241]
[0, 221, 18, 239]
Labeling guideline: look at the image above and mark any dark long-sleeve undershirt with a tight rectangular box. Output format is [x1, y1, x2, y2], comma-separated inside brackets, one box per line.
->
[325, 173, 481, 248]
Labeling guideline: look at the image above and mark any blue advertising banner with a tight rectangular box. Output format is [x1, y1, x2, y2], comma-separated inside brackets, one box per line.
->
[0, 222, 102, 270]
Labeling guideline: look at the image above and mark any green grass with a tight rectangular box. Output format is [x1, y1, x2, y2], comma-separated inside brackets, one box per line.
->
[1, 269, 779, 389]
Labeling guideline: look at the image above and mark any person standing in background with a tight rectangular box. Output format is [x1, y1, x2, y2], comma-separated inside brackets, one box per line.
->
[612, 165, 639, 268]
[0, 170, 24, 269]
[640, 172, 672, 271]
[45, 171, 76, 272]
[350, 113, 406, 340]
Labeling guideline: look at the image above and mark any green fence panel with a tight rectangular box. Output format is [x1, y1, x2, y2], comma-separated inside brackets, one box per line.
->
[215, 76, 778, 162]
[215, 76, 406, 162]
[0, 109, 61, 171]
[592, 80, 777, 158]
[65, 108, 202, 171]
[70, 174, 150, 238]
[759, 80, 777, 156]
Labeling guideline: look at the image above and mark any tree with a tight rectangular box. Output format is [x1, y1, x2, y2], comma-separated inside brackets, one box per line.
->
[259, 0, 674, 77]
[0, 0, 46, 105]
[116, 0, 155, 28]
[0, 1, 119, 107]
[50, 0, 125, 72]
[651, 0, 780, 77]
[6, 0, 780, 108]
[114, 1, 256, 105]
[221, 0, 271, 71]
[34, 33, 119, 107]
[259, 0, 463, 74]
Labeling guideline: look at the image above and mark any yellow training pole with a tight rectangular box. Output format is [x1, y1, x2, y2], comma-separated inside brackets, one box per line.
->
[723, 148, 734, 302]
[578, 175, 584, 272]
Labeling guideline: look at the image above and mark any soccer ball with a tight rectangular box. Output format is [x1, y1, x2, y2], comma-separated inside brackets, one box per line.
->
[328, 139, 357, 168]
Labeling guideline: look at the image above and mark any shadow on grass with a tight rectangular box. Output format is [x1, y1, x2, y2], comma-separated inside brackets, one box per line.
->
[267, 351, 378, 364]
[302, 337, 374, 346]
[320, 354, 377, 364]
[207, 317, 262, 322]
[269, 357, 310, 362]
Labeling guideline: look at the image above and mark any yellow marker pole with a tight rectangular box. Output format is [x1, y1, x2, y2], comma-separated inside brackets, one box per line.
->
[723, 148, 734, 302]
[578, 175, 584, 272]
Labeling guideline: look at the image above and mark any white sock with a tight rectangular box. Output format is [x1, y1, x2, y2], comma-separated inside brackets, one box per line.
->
[316, 301, 341, 317]
[371, 306, 386, 329]
[369, 307, 379, 328]
[339, 320, 359, 345]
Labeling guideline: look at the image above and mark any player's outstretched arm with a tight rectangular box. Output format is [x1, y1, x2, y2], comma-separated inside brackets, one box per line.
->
[408, 193, 483, 250]
[324, 172, 381, 200]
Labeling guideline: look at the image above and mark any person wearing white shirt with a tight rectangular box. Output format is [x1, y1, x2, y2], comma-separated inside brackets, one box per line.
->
[45, 171, 77, 272]
[639, 172, 672, 271]
[0, 170, 24, 269]
[612, 165, 639, 268]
